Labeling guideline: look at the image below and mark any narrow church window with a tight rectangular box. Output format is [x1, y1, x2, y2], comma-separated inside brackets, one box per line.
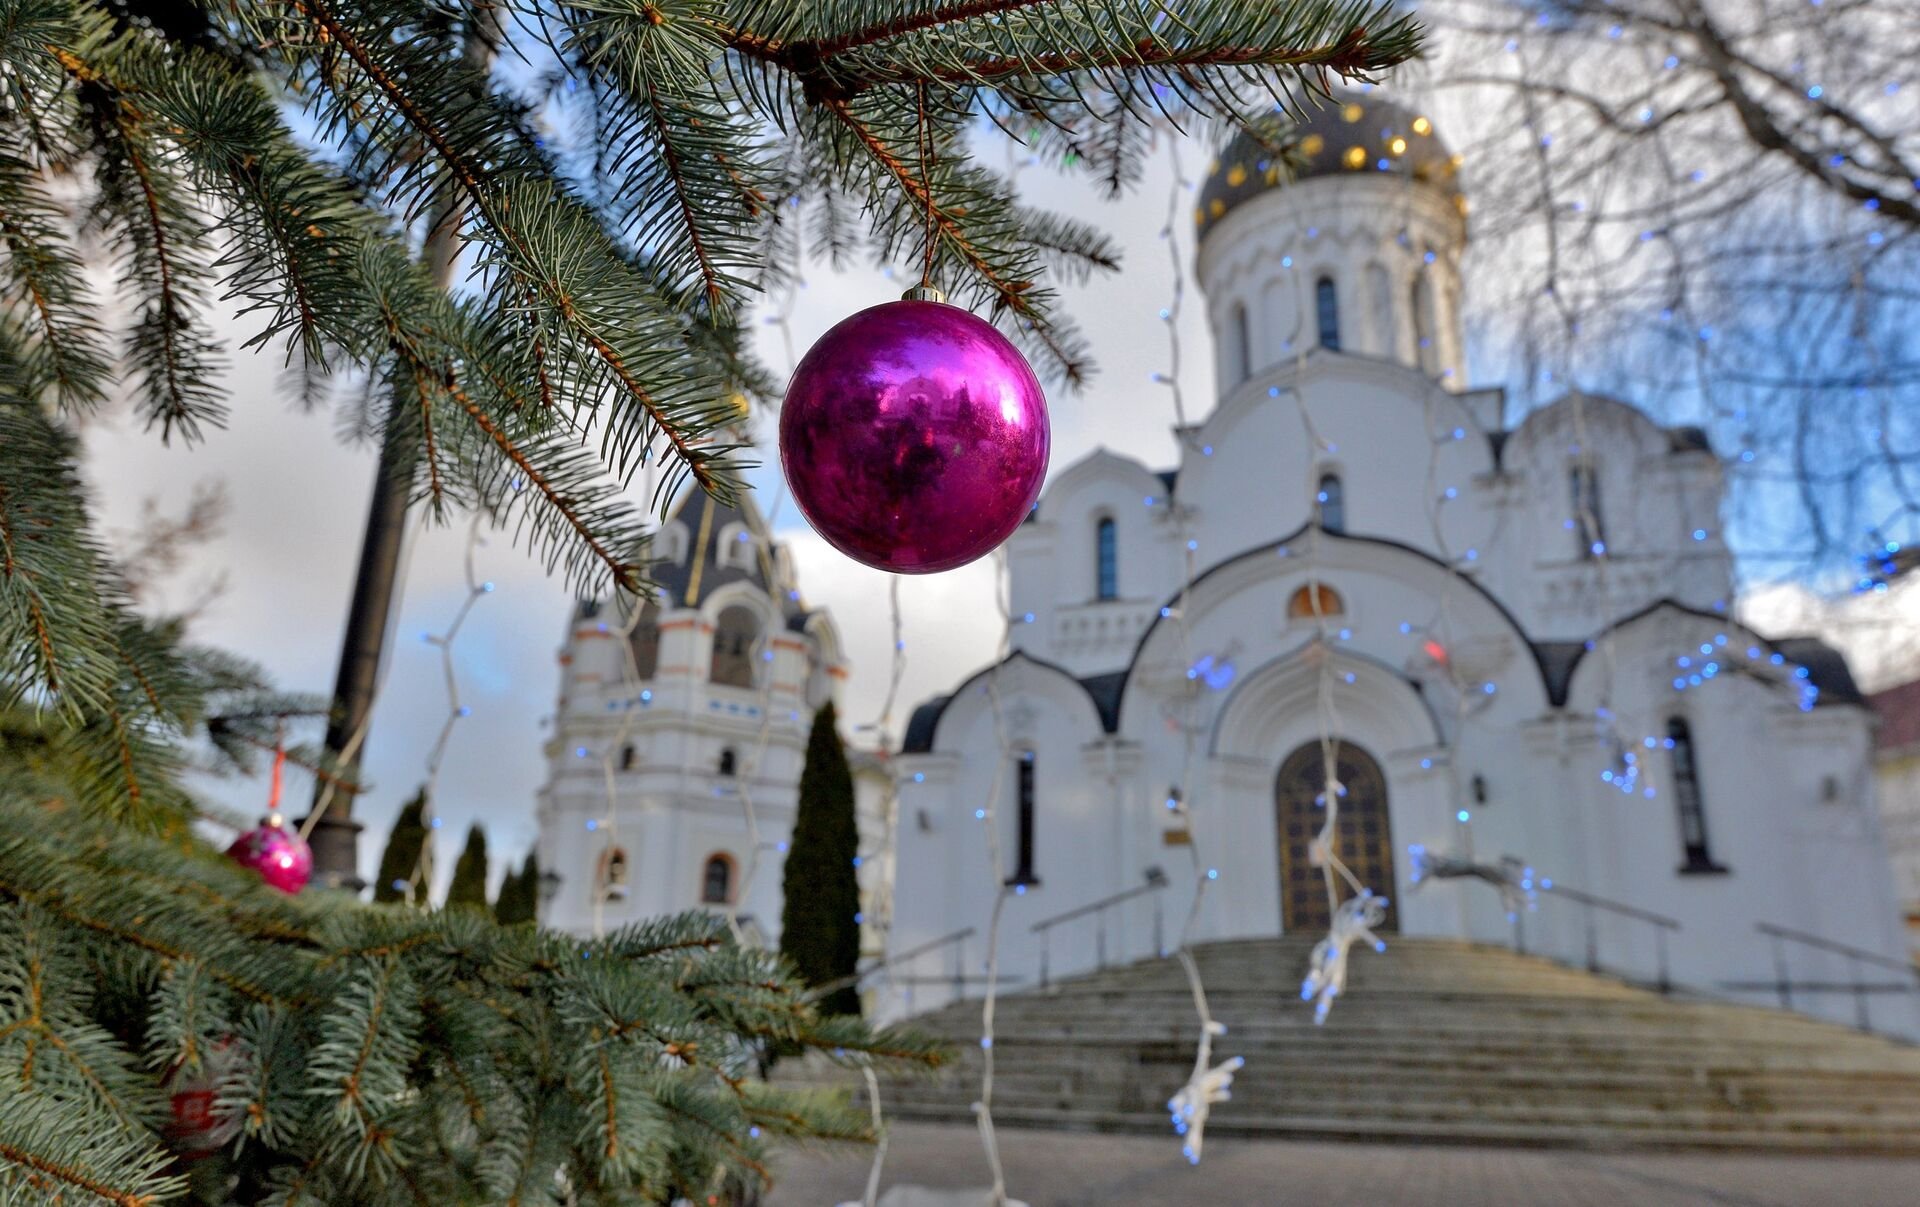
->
[1316, 277, 1340, 351]
[1411, 275, 1436, 372]
[1230, 302, 1252, 383]
[630, 599, 661, 681]
[1096, 516, 1118, 601]
[709, 604, 760, 687]
[1287, 583, 1344, 619]
[1571, 463, 1606, 559]
[1668, 718, 1718, 871]
[1007, 751, 1038, 887]
[1316, 472, 1345, 532]
[702, 853, 734, 904]
[718, 747, 736, 777]
[600, 847, 630, 902]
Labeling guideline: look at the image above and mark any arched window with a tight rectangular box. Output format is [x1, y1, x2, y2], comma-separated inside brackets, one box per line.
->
[1570, 462, 1606, 559]
[629, 598, 661, 681]
[701, 853, 735, 904]
[1668, 718, 1720, 871]
[717, 522, 756, 570]
[717, 747, 736, 777]
[1006, 751, 1039, 887]
[619, 743, 637, 771]
[599, 847, 630, 902]
[1287, 583, 1344, 619]
[1315, 277, 1341, 351]
[1095, 516, 1118, 601]
[1316, 472, 1345, 533]
[709, 604, 760, 688]
[1411, 274, 1436, 372]
[1230, 302, 1252, 383]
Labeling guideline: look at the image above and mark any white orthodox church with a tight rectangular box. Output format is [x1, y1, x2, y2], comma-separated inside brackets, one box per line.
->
[533, 485, 894, 946]
[887, 94, 1915, 1032]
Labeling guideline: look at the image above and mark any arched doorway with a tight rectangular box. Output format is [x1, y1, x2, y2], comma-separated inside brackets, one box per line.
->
[1275, 740, 1396, 934]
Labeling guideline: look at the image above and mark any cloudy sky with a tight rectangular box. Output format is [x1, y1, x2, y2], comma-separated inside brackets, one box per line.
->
[80, 133, 1229, 890]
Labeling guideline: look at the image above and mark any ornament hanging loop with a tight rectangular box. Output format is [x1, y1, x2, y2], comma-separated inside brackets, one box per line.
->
[266, 720, 287, 828]
[915, 82, 938, 293]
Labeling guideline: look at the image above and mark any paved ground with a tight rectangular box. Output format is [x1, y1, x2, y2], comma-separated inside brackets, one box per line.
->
[764, 1123, 1920, 1206]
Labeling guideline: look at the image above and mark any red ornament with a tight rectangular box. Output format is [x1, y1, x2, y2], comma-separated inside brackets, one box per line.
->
[780, 296, 1050, 574]
[226, 740, 311, 893]
[165, 1039, 244, 1157]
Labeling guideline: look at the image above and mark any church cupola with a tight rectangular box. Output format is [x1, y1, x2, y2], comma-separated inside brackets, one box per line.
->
[1194, 92, 1468, 394]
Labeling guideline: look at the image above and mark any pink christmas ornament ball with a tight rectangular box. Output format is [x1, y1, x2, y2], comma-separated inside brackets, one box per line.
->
[780, 298, 1050, 574]
[227, 816, 313, 894]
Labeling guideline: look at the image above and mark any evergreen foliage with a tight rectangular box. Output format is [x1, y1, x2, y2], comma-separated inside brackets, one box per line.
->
[370, 788, 429, 905]
[445, 823, 489, 912]
[495, 851, 540, 926]
[781, 702, 863, 1017]
[0, 795, 943, 1204]
[0, 0, 1423, 1197]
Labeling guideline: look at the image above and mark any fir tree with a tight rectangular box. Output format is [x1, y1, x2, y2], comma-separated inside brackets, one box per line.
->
[782, 702, 864, 1017]
[371, 787, 429, 905]
[0, 0, 1422, 1199]
[495, 850, 540, 926]
[445, 823, 489, 911]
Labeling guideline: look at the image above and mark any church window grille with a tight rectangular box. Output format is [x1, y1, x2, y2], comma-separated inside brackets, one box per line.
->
[702, 853, 734, 904]
[1571, 463, 1606, 559]
[1007, 751, 1039, 887]
[1096, 517, 1118, 601]
[709, 605, 760, 687]
[1669, 717, 1718, 871]
[1316, 277, 1341, 350]
[1316, 472, 1345, 532]
[629, 599, 661, 680]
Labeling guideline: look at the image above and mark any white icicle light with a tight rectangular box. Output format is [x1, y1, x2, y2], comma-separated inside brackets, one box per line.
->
[1166, 1020, 1244, 1165]
[1300, 890, 1389, 1024]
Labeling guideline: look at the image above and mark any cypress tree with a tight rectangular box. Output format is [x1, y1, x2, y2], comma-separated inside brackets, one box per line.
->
[446, 823, 489, 911]
[781, 701, 863, 1016]
[371, 787, 429, 904]
[495, 851, 540, 925]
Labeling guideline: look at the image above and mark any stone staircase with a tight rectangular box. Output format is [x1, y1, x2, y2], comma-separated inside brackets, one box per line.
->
[792, 936, 1920, 1152]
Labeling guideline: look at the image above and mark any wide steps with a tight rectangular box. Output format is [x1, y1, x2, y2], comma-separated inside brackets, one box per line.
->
[799, 937, 1920, 1152]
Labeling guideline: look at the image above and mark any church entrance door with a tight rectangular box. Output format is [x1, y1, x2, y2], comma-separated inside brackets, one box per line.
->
[1275, 740, 1397, 934]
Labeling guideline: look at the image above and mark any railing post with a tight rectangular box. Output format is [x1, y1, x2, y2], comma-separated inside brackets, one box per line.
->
[1851, 954, 1871, 1032]
[1511, 908, 1526, 955]
[1153, 894, 1165, 958]
[1096, 913, 1108, 972]
[1770, 932, 1793, 1010]
[952, 934, 967, 1002]
[1654, 925, 1671, 995]
[1582, 901, 1599, 973]
[1038, 927, 1051, 993]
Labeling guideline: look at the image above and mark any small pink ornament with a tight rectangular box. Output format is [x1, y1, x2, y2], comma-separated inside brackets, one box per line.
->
[227, 815, 312, 894]
[780, 297, 1050, 574]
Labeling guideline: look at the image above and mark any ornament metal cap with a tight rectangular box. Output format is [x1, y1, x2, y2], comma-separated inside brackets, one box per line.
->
[900, 285, 947, 304]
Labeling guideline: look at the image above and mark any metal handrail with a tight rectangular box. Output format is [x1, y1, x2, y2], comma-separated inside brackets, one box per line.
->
[1539, 883, 1681, 993]
[807, 926, 976, 1004]
[1029, 871, 1171, 991]
[1756, 922, 1914, 974]
[1751, 922, 1920, 1032]
[1542, 884, 1680, 931]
